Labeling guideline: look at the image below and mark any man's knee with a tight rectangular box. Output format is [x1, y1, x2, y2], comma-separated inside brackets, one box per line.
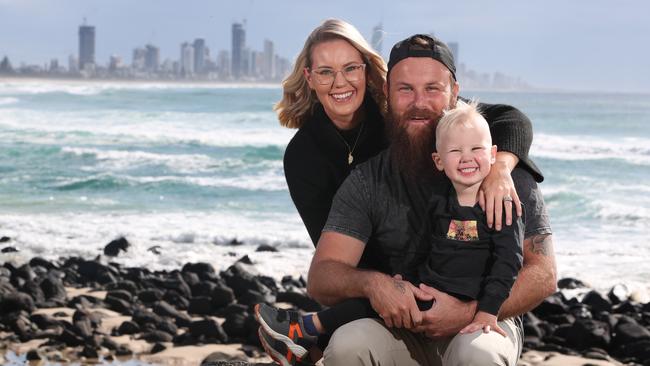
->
[323, 319, 397, 366]
[444, 320, 521, 366]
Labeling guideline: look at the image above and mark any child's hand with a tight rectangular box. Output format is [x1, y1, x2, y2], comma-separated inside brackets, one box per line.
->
[459, 311, 507, 337]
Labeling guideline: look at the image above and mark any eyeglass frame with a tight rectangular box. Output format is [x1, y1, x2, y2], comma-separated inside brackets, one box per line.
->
[306, 63, 367, 85]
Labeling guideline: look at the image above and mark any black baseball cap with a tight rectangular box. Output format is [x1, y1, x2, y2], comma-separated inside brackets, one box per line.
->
[387, 34, 456, 80]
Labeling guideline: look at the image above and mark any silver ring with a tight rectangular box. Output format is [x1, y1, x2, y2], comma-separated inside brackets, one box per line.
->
[503, 195, 513, 202]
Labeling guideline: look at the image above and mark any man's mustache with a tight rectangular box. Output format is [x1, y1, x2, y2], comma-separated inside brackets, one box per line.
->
[401, 106, 439, 122]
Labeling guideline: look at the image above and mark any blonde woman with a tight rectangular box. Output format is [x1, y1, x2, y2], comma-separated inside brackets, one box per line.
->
[277, 18, 389, 247]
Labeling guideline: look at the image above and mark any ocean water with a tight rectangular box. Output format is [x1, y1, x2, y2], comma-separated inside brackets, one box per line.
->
[1, 80, 649, 298]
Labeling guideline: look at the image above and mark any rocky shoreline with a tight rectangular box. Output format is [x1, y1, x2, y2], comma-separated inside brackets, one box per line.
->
[1, 237, 649, 365]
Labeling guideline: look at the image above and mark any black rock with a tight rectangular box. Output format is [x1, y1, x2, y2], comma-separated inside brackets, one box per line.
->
[15, 264, 37, 282]
[73, 317, 93, 339]
[0, 236, 10, 243]
[545, 313, 575, 325]
[201, 351, 247, 364]
[182, 262, 217, 280]
[569, 304, 593, 320]
[211, 284, 236, 309]
[532, 293, 569, 318]
[191, 280, 217, 298]
[613, 321, 650, 348]
[77, 260, 118, 285]
[151, 342, 166, 354]
[102, 336, 120, 350]
[117, 320, 140, 335]
[142, 330, 174, 343]
[1, 246, 18, 253]
[81, 345, 99, 359]
[67, 295, 105, 309]
[104, 237, 130, 257]
[557, 277, 588, 289]
[25, 349, 42, 360]
[281, 275, 306, 289]
[615, 340, 650, 362]
[229, 238, 244, 246]
[256, 244, 278, 252]
[152, 300, 182, 319]
[162, 290, 190, 310]
[582, 290, 612, 314]
[182, 271, 201, 288]
[614, 300, 641, 315]
[277, 290, 323, 312]
[116, 344, 133, 356]
[189, 319, 228, 343]
[22, 280, 46, 305]
[106, 280, 139, 295]
[162, 276, 192, 299]
[30, 313, 60, 330]
[106, 289, 133, 303]
[138, 288, 164, 304]
[608, 284, 629, 305]
[105, 295, 132, 315]
[132, 308, 163, 328]
[148, 246, 162, 255]
[524, 322, 545, 338]
[157, 319, 178, 337]
[29, 257, 57, 270]
[188, 296, 214, 315]
[58, 327, 85, 346]
[564, 319, 610, 350]
[238, 289, 275, 306]
[73, 309, 102, 329]
[40, 275, 67, 304]
[1, 292, 36, 313]
[237, 255, 253, 264]
[222, 311, 257, 340]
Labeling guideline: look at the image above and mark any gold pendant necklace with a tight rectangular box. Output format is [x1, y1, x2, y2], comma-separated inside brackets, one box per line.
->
[336, 121, 364, 165]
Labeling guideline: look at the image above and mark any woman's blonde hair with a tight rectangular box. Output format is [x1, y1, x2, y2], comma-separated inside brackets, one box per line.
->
[275, 19, 387, 129]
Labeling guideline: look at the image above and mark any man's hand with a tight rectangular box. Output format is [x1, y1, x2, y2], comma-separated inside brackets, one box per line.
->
[479, 152, 522, 231]
[413, 284, 477, 338]
[459, 311, 507, 337]
[368, 275, 433, 329]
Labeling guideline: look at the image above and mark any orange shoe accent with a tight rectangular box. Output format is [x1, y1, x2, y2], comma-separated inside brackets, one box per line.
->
[288, 322, 304, 339]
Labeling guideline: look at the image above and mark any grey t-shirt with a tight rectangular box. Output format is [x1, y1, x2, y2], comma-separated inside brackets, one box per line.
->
[323, 149, 552, 277]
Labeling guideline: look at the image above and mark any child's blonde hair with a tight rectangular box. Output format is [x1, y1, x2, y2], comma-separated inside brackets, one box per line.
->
[435, 100, 490, 151]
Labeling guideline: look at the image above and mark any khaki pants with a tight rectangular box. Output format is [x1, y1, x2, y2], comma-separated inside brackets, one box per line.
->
[323, 318, 522, 366]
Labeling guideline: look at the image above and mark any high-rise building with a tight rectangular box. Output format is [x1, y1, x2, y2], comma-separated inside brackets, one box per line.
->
[371, 23, 384, 54]
[231, 22, 245, 79]
[263, 39, 275, 80]
[132, 47, 146, 71]
[78, 24, 96, 71]
[217, 50, 230, 79]
[193, 38, 206, 74]
[145, 44, 160, 72]
[68, 55, 78, 73]
[180, 42, 194, 76]
[448, 42, 459, 64]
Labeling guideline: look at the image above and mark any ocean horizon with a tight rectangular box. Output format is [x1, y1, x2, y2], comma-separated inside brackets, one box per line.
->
[1, 79, 649, 300]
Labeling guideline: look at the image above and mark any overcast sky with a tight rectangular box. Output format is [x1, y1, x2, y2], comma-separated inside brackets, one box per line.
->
[1, 0, 649, 92]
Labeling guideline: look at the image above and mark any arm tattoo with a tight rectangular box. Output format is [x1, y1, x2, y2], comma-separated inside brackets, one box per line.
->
[528, 234, 551, 256]
[392, 279, 406, 294]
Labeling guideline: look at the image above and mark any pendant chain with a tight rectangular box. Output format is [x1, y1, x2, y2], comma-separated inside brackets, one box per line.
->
[335, 121, 364, 165]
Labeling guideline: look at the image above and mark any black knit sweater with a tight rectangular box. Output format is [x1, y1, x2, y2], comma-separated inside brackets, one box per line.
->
[283, 97, 542, 246]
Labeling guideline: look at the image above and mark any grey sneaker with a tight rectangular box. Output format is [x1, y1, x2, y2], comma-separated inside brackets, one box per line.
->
[254, 303, 318, 359]
[258, 326, 314, 366]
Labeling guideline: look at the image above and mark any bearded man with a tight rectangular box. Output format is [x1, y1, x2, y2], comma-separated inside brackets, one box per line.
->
[307, 35, 557, 365]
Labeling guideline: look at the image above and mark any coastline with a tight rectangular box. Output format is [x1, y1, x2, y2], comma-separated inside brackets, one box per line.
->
[1, 251, 645, 365]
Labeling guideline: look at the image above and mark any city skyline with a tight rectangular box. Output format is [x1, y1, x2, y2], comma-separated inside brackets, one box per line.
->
[1, 0, 649, 92]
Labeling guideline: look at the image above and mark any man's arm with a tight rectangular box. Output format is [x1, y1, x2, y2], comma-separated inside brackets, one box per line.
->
[308, 231, 432, 329]
[498, 233, 557, 319]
